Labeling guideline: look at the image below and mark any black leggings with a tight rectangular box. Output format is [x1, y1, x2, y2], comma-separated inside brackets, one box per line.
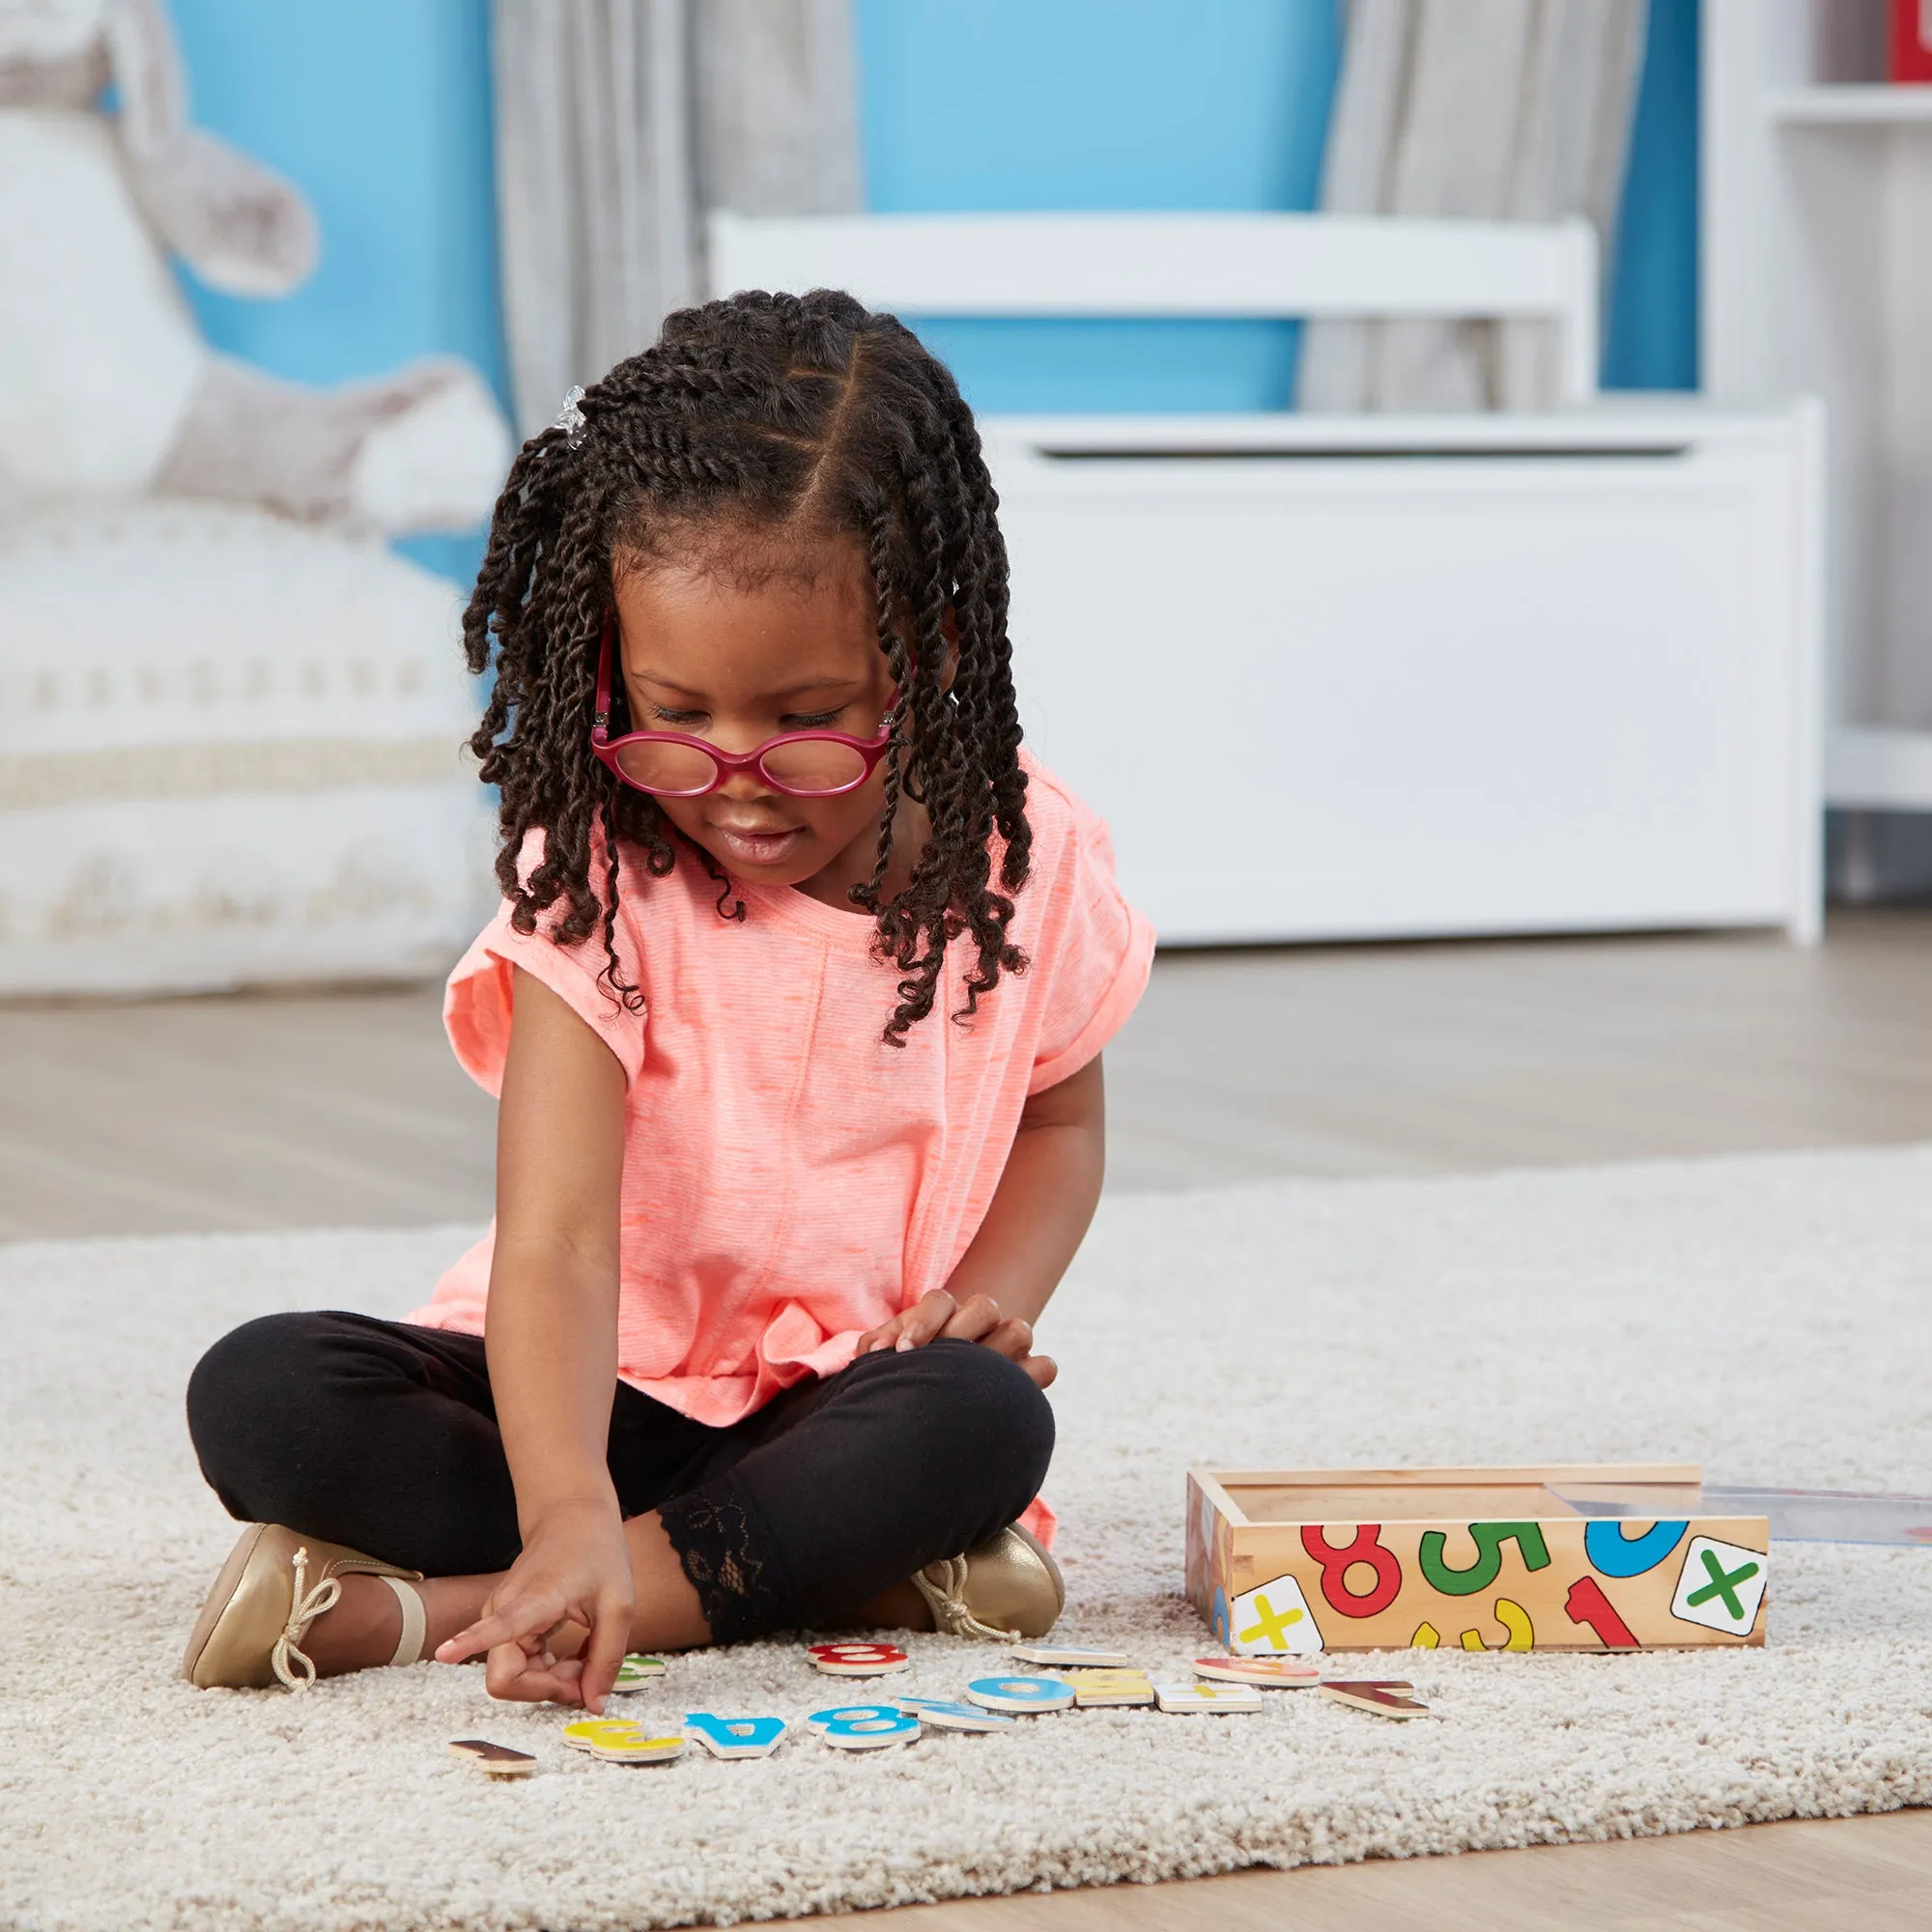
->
[185, 1313, 1054, 1642]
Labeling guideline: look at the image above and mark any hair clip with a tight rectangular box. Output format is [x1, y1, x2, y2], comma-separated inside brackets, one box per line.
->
[551, 384, 587, 448]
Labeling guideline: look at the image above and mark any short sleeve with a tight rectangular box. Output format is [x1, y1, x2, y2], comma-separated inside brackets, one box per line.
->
[1026, 788, 1156, 1095]
[443, 836, 648, 1095]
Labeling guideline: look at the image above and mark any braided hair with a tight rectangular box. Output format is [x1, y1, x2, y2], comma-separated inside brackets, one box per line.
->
[465, 289, 1031, 1045]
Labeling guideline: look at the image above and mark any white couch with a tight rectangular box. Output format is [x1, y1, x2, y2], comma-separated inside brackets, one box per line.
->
[0, 501, 493, 996]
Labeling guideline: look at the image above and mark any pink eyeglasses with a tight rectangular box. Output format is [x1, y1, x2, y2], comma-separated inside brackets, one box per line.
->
[590, 618, 897, 799]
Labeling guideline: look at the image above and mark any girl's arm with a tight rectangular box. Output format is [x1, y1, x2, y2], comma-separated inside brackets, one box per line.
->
[434, 967, 638, 1710]
[855, 1053, 1106, 1387]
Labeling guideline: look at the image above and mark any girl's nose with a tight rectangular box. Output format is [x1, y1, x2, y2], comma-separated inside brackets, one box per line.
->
[715, 765, 774, 804]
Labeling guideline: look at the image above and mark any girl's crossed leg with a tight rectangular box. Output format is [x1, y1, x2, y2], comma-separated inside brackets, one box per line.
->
[185, 1312, 1055, 1685]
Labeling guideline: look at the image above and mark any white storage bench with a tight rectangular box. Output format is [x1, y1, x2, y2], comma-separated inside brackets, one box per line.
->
[710, 213, 1823, 945]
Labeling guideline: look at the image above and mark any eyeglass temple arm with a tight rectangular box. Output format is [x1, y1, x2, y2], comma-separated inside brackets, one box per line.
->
[593, 619, 614, 738]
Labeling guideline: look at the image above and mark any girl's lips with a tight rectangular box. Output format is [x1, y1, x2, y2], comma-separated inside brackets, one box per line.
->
[708, 822, 807, 867]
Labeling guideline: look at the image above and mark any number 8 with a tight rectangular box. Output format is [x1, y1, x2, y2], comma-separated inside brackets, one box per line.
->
[1300, 1523, 1403, 1617]
[808, 1704, 921, 1748]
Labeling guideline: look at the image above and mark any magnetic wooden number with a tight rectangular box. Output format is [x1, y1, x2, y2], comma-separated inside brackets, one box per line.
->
[807, 1704, 921, 1747]
[684, 1713, 786, 1759]
[611, 1653, 667, 1691]
[561, 1719, 685, 1763]
[808, 1641, 910, 1676]
[806, 1703, 903, 1729]
[1563, 1574, 1640, 1647]
[1152, 1680, 1264, 1713]
[1065, 1668, 1155, 1707]
[448, 1739, 536, 1775]
[1319, 1680, 1433, 1719]
[1583, 1519, 1686, 1578]
[1191, 1656, 1321, 1687]
[1417, 1522, 1550, 1596]
[562, 1719, 645, 1750]
[963, 1675, 1075, 1713]
[895, 1696, 1014, 1731]
[1009, 1644, 1131, 1667]
[1300, 1523, 1403, 1617]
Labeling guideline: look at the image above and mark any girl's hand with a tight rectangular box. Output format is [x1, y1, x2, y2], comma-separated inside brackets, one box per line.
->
[434, 1496, 636, 1714]
[857, 1290, 1057, 1390]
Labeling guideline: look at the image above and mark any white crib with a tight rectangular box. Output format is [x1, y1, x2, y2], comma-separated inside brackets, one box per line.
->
[710, 211, 1823, 946]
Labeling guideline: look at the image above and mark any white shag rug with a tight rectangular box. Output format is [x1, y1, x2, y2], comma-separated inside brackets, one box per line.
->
[4, 1149, 1932, 1932]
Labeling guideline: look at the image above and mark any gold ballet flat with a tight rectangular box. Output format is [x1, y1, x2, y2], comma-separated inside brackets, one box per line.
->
[911, 1522, 1065, 1640]
[181, 1522, 425, 1691]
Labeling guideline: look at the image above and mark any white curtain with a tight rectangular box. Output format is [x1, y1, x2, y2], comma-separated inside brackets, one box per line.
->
[491, 0, 861, 439]
[1297, 0, 1649, 412]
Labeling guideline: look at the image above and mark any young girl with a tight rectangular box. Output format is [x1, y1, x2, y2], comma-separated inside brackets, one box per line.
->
[178, 290, 1152, 1714]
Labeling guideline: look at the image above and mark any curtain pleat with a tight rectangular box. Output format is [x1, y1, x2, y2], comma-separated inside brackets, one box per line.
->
[492, 0, 860, 440]
[1298, 0, 1648, 412]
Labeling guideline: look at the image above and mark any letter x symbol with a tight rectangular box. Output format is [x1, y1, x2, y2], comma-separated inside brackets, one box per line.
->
[1686, 1548, 1760, 1620]
[1237, 1594, 1303, 1649]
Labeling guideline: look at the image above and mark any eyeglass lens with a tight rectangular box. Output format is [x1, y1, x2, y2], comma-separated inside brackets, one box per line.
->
[612, 736, 868, 797]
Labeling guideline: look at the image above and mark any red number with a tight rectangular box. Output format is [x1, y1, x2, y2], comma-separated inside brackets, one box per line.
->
[1564, 1576, 1639, 1648]
[1301, 1523, 1402, 1618]
[809, 1642, 908, 1667]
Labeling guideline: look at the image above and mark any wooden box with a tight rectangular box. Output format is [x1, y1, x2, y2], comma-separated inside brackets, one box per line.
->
[1186, 1464, 1769, 1654]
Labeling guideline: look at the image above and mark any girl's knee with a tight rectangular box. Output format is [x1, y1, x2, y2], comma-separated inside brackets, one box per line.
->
[188, 1316, 301, 1444]
[185, 1313, 346, 1509]
[910, 1339, 1055, 1496]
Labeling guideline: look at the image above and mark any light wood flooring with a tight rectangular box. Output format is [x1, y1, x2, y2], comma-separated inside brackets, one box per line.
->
[7, 912, 1932, 1240]
[4, 910, 1930, 1925]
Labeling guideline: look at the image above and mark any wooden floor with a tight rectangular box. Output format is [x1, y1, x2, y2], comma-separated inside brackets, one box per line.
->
[7, 911, 1932, 1240]
[4, 910, 1930, 1924]
[887, 1807, 1932, 1931]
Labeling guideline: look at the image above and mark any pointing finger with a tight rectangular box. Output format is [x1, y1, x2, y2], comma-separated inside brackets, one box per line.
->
[436, 1590, 569, 1666]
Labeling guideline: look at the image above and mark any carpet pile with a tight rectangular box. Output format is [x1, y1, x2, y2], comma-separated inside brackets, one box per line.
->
[3, 1148, 1930, 1929]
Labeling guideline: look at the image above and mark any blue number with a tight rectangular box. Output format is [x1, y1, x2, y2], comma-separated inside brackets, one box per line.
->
[897, 1696, 1013, 1726]
[1584, 1519, 1687, 1578]
[807, 1703, 920, 1740]
[685, 1712, 785, 1753]
[964, 1675, 1073, 1710]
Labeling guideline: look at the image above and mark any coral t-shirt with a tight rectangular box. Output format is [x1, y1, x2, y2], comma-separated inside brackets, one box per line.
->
[410, 753, 1153, 1437]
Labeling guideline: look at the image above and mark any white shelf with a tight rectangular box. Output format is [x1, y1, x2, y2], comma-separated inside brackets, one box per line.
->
[1827, 728, 1932, 811]
[1769, 85, 1932, 126]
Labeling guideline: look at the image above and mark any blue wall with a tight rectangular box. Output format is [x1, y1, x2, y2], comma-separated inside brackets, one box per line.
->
[856, 0, 1340, 413]
[163, 0, 1697, 582]
[1604, 0, 1699, 390]
[857, 0, 1699, 412]
[167, 0, 505, 584]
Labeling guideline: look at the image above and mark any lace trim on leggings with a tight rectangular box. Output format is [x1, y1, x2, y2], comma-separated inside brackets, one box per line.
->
[657, 1478, 791, 1643]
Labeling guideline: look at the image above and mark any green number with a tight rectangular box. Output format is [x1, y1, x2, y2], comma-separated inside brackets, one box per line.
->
[1417, 1521, 1551, 1597]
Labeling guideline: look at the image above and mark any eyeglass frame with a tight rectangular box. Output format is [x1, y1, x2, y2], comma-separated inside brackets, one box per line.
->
[589, 616, 899, 799]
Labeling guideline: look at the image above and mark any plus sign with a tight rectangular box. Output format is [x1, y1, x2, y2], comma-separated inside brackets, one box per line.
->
[1686, 1548, 1760, 1620]
[1237, 1593, 1303, 1649]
